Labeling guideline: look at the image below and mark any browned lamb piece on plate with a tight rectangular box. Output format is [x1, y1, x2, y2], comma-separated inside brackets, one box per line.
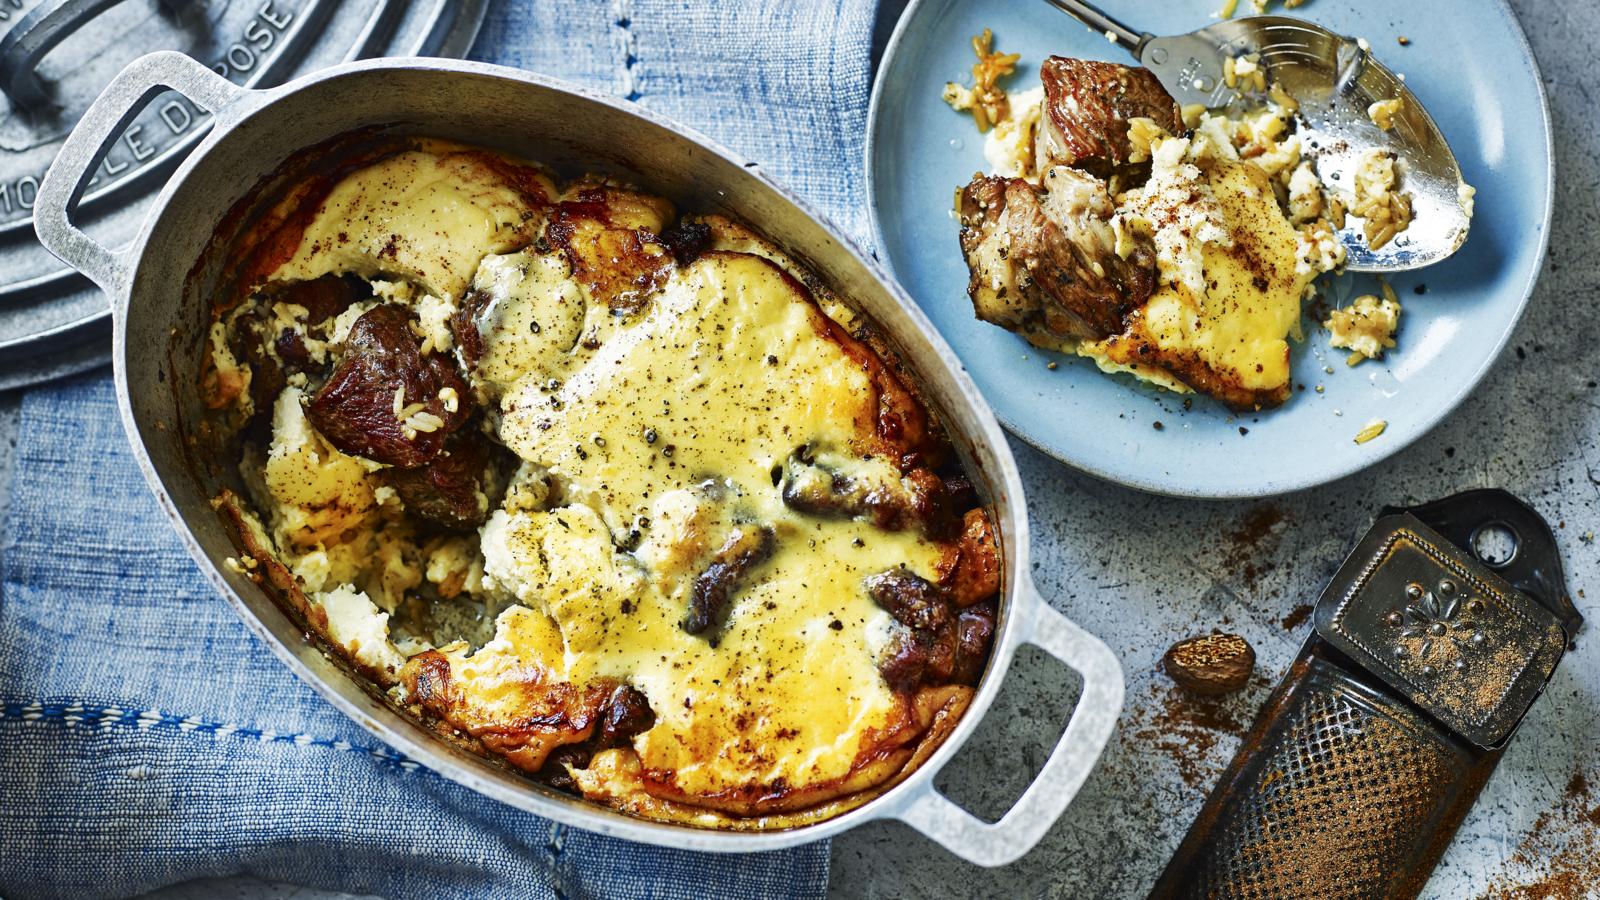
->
[956, 168, 1157, 344]
[1035, 56, 1184, 176]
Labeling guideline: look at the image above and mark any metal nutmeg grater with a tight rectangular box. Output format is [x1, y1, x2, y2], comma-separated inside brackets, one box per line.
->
[1150, 489, 1583, 900]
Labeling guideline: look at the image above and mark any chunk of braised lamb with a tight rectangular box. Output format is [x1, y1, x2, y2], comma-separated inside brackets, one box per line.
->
[531, 684, 655, 795]
[227, 310, 286, 418]
[867, 568, 952, 634]
[957, 170, 1157, 344]
[538, 745, 590, 794]
[682, 525, 776, 640]
[274, 329, 311, 368]
[308, 304, 472, 468]
[951, 602, 997, 685]
[891, 469, 955, 538]
[659, 220, 713, 266]
[224, 277, 371, 421]
[880, 632, 930, 694]
[595, 685, 655, 748]
[868, 568, 993, 691]
[941, 474, 979, 513]
[942, 508, 1002, 607]
[1035, 56, 1184, 176]
[263, 274, 373, 325]
[451, 287, 492, 369]
[384, 432, 494, 529]
[778, 449, 954, 538]
[921, 622, 959, 683]
[880, 624, 960, 692]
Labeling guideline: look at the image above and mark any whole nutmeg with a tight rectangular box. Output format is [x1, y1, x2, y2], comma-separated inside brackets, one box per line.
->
[1162, 632, 1255, 696]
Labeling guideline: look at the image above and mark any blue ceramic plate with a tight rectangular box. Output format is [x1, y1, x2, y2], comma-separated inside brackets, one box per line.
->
[867, 0, 1552, 498]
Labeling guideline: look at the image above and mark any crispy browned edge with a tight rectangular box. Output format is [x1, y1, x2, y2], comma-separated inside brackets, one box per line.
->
[188, 133, 1006, 829]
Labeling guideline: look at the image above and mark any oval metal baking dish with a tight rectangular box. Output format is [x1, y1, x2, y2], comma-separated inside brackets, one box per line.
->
[33, 51, 1123, 866]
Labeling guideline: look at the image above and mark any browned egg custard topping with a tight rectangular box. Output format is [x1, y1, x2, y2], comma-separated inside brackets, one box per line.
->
[951, 55, 1353, 408]
[201, 138, 1000, 827]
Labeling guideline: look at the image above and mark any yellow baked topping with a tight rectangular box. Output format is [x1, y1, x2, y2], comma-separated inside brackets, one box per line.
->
[271, 146, 551, 302]
[207, 140, 998, 826]
[256, 385, 379, 549]
[460, 250, 943, 801]
[1083, 131, 1315, 397]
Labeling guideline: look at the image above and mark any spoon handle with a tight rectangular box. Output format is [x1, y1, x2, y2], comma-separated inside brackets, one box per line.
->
[1040, 0, 1148, 54]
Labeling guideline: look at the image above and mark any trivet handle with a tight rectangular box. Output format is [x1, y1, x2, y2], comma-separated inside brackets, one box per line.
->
[34, 51, 242, 294]
[891, 580, 1123, 866]
[0, 0, 200, 109]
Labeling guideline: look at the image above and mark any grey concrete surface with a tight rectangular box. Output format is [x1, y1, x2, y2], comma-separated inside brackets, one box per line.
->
[1, 0, 1594, 897]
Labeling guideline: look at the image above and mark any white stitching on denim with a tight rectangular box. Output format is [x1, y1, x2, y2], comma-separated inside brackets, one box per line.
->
[1, 699, 425, 773]
[614, 0, 641, 101]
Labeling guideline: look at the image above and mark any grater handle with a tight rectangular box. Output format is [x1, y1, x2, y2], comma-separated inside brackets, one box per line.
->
[34, 51, 243, 294]
[890, 580, 1123, 866]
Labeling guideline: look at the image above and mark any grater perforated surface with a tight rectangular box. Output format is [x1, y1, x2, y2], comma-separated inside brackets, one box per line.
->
[1175, 660, 1470, 900]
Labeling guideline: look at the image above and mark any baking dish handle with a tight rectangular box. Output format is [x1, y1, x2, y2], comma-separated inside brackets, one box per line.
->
[34, 50, 243, 294]
[891, 580, 1124, 866]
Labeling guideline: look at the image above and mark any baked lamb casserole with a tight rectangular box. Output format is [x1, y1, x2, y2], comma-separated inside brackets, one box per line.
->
[945, 39, 1467, 410]
[200, 138, 1001, 827]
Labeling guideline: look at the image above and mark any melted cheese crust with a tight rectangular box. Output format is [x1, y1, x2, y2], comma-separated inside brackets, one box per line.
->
[469, 250, 944, 807]
[212, 143, 985, 823]
[1084, 138, 1310, 402]
[272, 146, 551, 302]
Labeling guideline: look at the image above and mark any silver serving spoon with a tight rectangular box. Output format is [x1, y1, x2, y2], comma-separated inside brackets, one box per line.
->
[1043, 0, 1472, 273]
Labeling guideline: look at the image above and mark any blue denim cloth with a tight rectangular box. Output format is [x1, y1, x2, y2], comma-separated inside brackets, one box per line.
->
[0, 1, 883, 896]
